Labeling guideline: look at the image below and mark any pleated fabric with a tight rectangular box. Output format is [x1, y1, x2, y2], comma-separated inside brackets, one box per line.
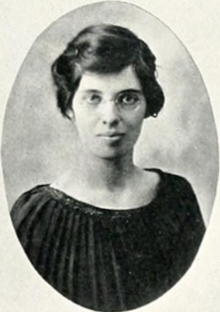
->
[11, 169, 205, 311]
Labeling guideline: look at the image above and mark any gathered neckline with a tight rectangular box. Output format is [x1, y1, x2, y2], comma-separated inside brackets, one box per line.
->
[11, 168, 205, 312]
[46, 168, 165, 213]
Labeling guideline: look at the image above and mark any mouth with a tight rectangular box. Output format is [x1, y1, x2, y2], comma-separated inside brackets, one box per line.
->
[97, 133, 125, 141]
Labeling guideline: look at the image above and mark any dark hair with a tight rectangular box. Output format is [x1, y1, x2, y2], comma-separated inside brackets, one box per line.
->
[51, 24, 165, 118]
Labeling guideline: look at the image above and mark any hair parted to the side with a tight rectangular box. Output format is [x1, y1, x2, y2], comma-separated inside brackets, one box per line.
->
[51, 24, 165, 119]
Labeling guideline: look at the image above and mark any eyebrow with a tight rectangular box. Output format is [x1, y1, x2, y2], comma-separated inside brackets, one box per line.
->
[82, 89, 143, 95]
[82, 89, 102, 94]
[119, 89, 143, 95]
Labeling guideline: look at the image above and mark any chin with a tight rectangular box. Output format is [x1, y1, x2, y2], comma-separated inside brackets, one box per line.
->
[91, 147, 130, 160]
[94, 152, 125, 160]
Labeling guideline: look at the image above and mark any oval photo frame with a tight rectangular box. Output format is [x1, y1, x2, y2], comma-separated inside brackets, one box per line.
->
[1, 1, 219, 312]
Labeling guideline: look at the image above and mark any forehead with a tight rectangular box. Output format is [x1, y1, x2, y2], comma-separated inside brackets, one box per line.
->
[77, 66, 142, 93]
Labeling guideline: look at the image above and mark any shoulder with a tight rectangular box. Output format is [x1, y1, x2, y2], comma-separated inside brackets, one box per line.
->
[149, 168, 204, 219]
[156, 168, 199, 208]
[10, 184, 62, 230]
[152, 168, 198, 200]
[153, 168, 206, 231]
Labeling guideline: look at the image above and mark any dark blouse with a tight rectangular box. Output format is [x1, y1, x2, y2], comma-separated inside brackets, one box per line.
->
[11, 169, 205, 311]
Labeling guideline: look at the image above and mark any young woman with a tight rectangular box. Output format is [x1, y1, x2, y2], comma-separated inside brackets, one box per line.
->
[11, 24, 205, 311]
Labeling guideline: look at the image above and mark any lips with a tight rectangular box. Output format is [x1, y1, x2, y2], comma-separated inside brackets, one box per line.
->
[98, 132, 125, 137]
[97, 132, 125, 142]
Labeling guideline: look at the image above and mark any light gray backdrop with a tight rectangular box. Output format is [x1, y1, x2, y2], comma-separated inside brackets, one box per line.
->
[2, 2, 218, 225]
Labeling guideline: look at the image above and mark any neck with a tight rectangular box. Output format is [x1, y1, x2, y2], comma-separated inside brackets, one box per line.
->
[77, 147, 136, 191]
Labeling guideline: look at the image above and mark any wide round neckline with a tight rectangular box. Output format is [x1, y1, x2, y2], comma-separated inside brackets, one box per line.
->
[47, 168, 165, 213]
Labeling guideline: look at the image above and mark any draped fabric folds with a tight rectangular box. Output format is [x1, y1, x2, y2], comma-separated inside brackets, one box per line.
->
[11, 169, 205, 311]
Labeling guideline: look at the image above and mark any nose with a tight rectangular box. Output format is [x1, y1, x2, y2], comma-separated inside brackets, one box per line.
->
[99, 100, 121, 126]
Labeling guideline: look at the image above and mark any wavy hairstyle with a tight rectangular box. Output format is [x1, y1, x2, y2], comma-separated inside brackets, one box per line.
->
[51, 24, 165, 118]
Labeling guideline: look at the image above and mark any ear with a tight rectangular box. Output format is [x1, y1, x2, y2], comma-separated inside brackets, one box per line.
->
[66, 108, 74, 120]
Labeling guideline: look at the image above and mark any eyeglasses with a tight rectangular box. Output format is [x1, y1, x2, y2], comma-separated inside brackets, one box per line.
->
[80, 90, 144, 112]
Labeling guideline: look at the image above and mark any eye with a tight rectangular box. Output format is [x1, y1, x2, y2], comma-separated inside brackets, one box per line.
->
[83, 93, 102, 105]
[117, 92, 141, 110]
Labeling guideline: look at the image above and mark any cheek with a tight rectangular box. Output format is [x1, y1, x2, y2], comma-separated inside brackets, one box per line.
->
[73, 104, 87, 129]
[127, 110, 145, 133]
[131, 121, 144, 139]
[74, 112, 95, 142]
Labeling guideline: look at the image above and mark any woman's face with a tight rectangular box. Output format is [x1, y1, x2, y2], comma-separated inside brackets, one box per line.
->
[71, 65, 146, 160]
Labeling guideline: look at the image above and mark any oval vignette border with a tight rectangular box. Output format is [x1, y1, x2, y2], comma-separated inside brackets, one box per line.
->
[0, 1, 219, 312]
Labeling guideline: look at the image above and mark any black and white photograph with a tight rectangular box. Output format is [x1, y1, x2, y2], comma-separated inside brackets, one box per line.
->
[0, 1, 220, 312]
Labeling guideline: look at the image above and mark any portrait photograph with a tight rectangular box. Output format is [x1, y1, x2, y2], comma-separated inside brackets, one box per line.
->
[0, 1, 220, 312]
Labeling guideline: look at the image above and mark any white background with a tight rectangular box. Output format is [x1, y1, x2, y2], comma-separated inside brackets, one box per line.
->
[0, 0, 220, 311]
